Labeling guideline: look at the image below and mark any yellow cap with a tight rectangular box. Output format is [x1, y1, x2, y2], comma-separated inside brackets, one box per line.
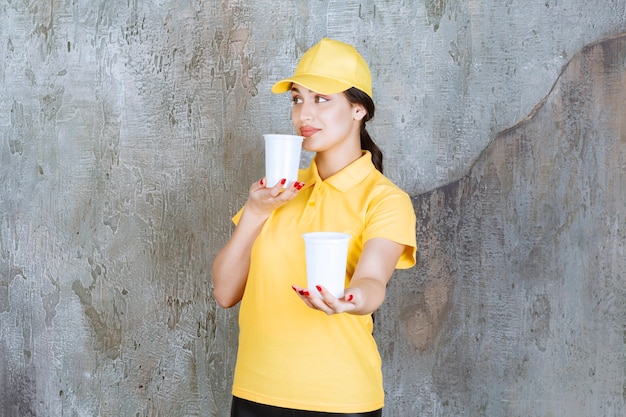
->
[271, 38, 373, 98]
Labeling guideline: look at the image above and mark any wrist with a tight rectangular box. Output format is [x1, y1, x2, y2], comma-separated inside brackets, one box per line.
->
[240, 205, 271, 225]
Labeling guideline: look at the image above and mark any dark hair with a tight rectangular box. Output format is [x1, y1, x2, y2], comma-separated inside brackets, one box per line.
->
[343, 88, 383, 173]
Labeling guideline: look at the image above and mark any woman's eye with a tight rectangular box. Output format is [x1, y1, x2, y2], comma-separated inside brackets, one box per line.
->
[315, 96, 328, 103]
[292, 96, 303, 104]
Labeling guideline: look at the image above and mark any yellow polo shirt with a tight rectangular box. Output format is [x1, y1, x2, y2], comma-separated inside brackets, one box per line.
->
[231, 151, 416, 413]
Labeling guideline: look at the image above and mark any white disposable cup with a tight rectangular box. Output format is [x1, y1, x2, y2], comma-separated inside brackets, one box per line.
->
[302, 232, 351, 298]
[263, 134, 304, 188]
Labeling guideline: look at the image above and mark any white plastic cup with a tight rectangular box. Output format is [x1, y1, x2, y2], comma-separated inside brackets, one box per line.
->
[302, 232, 352, 298]
[263, 134, 304, 188]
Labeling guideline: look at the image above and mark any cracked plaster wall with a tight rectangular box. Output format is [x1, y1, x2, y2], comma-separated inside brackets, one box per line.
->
[1, 1, 625, 416]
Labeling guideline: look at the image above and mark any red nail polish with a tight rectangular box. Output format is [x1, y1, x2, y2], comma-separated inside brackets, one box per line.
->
[315, 285, 322, 292]
[296, 182, 304, 190]
[303, 290, 310, 296]
[280, 178, 286, 185]
[347, 294, 354, 302]
[259, 178, 265, 186]
[292, 286, 298, 293]
[298, 290, 305, 295]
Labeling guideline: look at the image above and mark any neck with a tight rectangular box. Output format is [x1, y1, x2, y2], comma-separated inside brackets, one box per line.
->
[315, 145, 363, 180]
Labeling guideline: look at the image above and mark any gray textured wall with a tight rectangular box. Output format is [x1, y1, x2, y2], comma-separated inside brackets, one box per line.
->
[1, 1, 625, 416]
[377, 33, 626, 416]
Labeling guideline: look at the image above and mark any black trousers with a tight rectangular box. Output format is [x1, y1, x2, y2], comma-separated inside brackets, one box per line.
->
[231, 397, 383, 417]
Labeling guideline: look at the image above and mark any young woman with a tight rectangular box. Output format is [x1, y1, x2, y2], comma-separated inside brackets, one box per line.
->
[212, 38, 417, 417]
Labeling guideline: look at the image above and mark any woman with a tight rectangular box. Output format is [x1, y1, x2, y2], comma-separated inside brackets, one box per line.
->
[212, 38, 417, 417]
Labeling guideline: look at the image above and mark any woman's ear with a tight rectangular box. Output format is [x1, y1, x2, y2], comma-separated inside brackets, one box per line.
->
[353, 104, 367, 121]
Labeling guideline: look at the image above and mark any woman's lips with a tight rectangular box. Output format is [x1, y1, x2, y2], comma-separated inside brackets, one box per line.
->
[299, 127, 320, 137]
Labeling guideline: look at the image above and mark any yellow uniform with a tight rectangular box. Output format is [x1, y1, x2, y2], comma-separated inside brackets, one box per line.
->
[231, 151, 417, 413]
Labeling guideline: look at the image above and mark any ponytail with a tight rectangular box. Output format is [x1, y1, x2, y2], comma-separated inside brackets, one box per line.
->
[359, 122, 383, 174]
[344, 88, 383, 173]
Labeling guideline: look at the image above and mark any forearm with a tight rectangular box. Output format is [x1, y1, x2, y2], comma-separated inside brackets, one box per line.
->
[212, 209, 268, 308]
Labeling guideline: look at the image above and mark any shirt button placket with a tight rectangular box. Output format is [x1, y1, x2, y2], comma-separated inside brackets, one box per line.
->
[303, 183, 323, 222]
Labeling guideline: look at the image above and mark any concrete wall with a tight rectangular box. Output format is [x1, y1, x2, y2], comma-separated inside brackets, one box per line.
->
[1, 1, 625, 416]
[377, 33, 626, 416]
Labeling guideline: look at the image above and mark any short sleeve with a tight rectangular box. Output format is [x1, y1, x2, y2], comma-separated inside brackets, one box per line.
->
[363, 190, 417, 269]
[232, 206, 244, 225]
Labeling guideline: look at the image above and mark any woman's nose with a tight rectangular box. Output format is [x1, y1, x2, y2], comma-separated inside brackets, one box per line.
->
[298, 101, 314, 121]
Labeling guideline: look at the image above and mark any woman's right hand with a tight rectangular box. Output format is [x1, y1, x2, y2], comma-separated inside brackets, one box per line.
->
[245, 178, 305, 218]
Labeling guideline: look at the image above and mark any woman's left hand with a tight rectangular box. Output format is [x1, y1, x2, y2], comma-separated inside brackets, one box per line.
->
[291, 284, 360, 315]
[291, 238, 406, 315]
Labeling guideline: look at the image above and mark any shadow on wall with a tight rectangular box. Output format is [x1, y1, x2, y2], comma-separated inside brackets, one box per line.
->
[380, 33, 626, 416]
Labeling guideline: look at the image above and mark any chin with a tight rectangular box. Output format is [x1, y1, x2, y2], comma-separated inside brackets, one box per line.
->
[301, 138, 315, 152]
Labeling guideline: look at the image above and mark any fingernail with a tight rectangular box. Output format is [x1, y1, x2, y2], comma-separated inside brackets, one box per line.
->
[298, 290, 305, 295]
[302, 290, 310, 296]
[259, 178, 265, 186]
[296, 182, 305, 190]
[347, 294, 354, 302]
[292, 286, 298, 293]
[315, 285, 322, 292]
[280, 178, 286, 185]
